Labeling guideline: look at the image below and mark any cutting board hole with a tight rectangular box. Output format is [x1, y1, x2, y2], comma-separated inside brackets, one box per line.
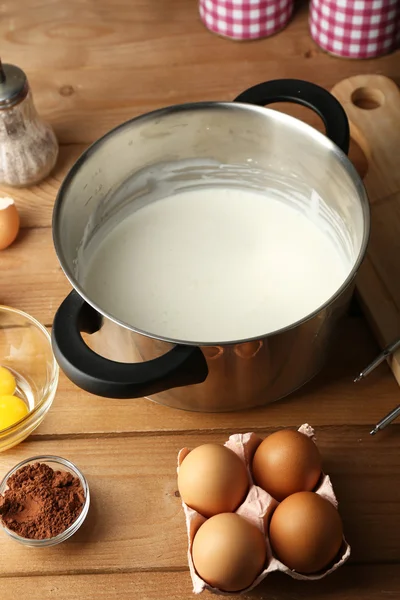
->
[351, 87, 384, 110]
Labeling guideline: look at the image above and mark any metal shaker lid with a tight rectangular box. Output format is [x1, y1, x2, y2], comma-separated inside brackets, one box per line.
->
[0, 60, 28, 107]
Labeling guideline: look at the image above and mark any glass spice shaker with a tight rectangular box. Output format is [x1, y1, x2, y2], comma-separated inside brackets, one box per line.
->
[0, 60, 58, 187]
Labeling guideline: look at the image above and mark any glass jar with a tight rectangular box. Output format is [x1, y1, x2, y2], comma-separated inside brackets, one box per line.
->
[0, 61, 58, 187]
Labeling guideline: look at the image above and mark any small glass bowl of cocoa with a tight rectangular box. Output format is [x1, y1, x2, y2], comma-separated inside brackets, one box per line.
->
[0, 455, 90, 547]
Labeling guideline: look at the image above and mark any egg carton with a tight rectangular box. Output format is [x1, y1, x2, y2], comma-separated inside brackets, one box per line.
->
[177, 424, 351, 595]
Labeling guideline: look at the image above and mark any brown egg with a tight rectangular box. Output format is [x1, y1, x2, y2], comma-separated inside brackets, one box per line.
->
[192, 513, 266, 591]
[252, 429, 322, 501]
[177, 443, 248, 517]
[269, 491, 343, 573]
[0, 197, 20, 250]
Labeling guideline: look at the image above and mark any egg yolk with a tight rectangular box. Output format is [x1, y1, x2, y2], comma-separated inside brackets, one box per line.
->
[0, 395, 29, 431]
[0, 366, 16, 395]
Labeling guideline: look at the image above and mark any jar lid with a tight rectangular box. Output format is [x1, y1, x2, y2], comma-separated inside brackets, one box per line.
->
[0, 62, 28, 107]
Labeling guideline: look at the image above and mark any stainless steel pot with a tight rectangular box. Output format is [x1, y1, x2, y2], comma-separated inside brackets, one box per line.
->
[52, 79, 370, 412]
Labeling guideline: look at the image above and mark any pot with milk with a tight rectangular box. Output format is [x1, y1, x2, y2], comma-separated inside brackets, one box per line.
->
[52, 79, 369, 412]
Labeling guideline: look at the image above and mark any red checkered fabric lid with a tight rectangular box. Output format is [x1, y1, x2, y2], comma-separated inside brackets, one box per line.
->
[310, 0, 400, 59]
[199, 0, 294, 40]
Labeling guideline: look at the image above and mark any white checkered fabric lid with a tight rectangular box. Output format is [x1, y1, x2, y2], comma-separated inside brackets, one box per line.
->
[309, 0, 400, 59]
[199, 0, 294, 40]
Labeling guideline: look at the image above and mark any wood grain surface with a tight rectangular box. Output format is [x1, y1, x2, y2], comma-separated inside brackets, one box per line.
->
[0, 0, 400, 598]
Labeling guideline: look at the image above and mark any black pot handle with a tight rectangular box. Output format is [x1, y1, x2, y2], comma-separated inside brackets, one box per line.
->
[234, 79, 350, 155]
[51, 290, 208, 399]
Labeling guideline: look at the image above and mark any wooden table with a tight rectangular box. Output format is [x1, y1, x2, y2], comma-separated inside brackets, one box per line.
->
[1, 0, 400, 598]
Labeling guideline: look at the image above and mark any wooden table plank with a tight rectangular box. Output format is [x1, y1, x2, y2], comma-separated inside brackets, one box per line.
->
[0, 1, 399, 145]
[24, 62, 400, 146]
[0, 227, 70, 322]
[0, 429, 399, 576]
[2, 566, 400, 600]
[1, 0, 398, 77]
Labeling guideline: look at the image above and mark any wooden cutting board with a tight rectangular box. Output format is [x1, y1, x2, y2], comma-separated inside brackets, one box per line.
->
[331, 75, 400, 384]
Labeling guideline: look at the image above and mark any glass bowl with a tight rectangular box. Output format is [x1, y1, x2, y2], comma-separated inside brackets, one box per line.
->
[0, 455, 90, 547]
[0, 305, 59, 451]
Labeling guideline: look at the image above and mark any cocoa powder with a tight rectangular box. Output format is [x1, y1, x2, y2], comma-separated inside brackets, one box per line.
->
[0, 462, 85, 539]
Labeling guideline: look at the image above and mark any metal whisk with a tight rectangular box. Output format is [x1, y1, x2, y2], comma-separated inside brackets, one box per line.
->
[354, 337, 400, 435]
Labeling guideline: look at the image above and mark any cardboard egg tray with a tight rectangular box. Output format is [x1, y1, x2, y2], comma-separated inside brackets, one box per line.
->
[177, 424, 351, 595]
